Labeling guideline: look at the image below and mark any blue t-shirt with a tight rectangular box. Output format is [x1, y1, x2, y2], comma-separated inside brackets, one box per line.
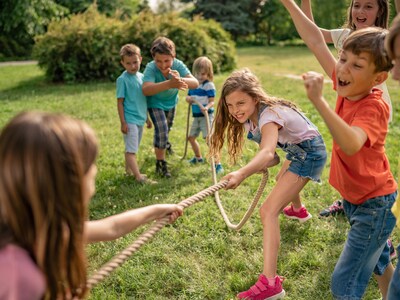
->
[116, 71, 148, 126]
[143, 58, 191, 110]
[188, 80, 216, 117]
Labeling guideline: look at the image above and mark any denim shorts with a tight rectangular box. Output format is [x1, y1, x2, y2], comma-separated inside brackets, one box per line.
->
[388, 243, 400, 299]
[123, 123, 143, 153]
[189, 114, 214, 139]
[280, 135, 327, 183]
[148, 107, 175, 148]
[331, 191, 397, 299]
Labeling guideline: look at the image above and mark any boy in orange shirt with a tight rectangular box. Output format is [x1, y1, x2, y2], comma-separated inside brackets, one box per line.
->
[280, 1, 397, 299]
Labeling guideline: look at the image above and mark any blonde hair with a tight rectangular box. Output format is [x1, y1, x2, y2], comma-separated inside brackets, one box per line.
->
[385, 14, 400, 60]
[209, 68, 298, 164]
[192, 56, 214, 81]
[0, 111, 98, 299]
[119, 43, 141, 60]
[343, 27, 392, 72]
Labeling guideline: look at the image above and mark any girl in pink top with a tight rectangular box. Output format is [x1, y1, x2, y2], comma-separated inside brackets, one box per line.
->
[0, 111, 183, 299]
[209, 69, 327, 300]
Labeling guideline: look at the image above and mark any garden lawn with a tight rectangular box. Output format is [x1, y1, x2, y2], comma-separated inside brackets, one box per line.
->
[0, 46, 399, 300]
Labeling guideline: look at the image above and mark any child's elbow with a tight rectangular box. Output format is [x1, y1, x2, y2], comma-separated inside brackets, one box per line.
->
[342, 144, 362, 156]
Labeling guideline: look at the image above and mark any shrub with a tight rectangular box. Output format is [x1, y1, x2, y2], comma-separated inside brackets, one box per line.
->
[34, 5, 124, 83]
[33, 8, 236, 83]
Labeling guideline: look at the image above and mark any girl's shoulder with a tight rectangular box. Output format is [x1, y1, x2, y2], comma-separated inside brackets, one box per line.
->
[0, 244, 46, 298]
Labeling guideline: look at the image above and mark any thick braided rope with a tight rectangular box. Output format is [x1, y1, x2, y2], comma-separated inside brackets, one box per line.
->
[189, 98, 269, 231]
[86, 180, 228, 290]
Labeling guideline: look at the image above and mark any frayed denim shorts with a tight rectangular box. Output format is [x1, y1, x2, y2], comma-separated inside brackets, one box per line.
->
[280, 135, 327, 183]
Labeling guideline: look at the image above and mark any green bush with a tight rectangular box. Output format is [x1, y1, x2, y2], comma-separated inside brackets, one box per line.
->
[33, 9, 236, 83]
[34, 6, 124, 83]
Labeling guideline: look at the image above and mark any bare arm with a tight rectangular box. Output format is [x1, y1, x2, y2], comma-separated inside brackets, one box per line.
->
[85, 204, 183, 243]
[204, 97, 215, 111]
[302, 71, 367, 155]
[142, 71, 198, 96]
[182, 73, 199, 90]
[396, 0, 400, 13]
[117, 98, 127, 134]
[281, 0, 336, 78]
[300, 0, 334, 43]
[222, 122, 280, 189]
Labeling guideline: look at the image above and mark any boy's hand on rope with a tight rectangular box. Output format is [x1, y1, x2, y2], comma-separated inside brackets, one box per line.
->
[222, 170, 246, 189]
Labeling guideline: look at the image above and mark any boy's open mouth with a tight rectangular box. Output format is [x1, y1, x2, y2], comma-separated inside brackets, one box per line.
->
[338, 78, 350, 86]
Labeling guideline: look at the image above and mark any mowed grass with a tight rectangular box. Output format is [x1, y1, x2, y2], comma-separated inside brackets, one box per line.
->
[1, 46, 399, 300]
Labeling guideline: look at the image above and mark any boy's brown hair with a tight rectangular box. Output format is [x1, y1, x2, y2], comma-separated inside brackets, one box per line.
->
[385, 14, 400, 60]
[119, 44, 141, 60]
[343, 27, 393, 72]
[150, 36, 176, 58]
[192, 56, 214, 81]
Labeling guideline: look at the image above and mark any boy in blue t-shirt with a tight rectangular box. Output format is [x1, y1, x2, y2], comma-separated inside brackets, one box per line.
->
[142, 37, 199, 178]
[116, 44, 154, 184]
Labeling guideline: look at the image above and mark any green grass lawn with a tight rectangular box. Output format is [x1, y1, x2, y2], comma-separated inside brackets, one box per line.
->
[1, 46, 399, 300]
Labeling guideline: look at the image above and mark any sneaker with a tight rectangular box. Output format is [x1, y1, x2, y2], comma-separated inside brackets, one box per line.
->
[215, 163, 224, 174]
[156, 160, 171, 178]
[166, 142, 174, 155]
[188, 157, 204, 164]
[237, 274, 285, 300]
[282, 204, 312, 223]
[319, 200, 344, 217]
[388, 239, 397, 261]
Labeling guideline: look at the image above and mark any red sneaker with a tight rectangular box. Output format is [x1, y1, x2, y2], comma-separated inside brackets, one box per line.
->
[282, 204, 312, 223]
[237, 274, 285, 300]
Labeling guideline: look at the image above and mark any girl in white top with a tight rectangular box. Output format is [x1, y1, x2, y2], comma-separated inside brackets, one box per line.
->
[301, 0, 393, 122]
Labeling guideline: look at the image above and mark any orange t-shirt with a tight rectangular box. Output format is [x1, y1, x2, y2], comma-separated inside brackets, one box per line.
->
[330, 72, 397, 204]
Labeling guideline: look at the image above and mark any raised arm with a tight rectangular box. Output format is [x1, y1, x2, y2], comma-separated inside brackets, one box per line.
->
[281, 0, 336, 78]
[85, 204, 183, 243]
[300, 0, 334, 43]
[302, 71, 367, 155]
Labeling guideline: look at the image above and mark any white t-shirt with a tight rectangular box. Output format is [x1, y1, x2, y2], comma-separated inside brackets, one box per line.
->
[330, 28, 393, 122]
[245, 106, 319, 145]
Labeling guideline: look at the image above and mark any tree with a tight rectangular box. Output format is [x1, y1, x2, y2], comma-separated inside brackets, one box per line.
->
[0, 0, 67, 57]
[183, 0, 261, 40]
[54, 0, 148, 18]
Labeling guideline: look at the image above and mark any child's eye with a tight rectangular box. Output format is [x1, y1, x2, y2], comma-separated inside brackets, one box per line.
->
[354, 64, 362, 69]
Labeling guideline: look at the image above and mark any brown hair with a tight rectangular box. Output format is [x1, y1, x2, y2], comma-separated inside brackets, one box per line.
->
[343, 27, 393, 72]
[344, 0, 389, 31]
[208, 68, 298, 164]
[119, 43, 141, 60]
[385, 14, 400, 60]
[192, 56, 214, 81]
[0, 111, 98, 299]
[150, 36, 176, 58]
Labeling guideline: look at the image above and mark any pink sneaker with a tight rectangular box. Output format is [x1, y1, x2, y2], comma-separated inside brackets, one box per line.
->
[282, 204, 312, 223]
[237, 274, 285, 300]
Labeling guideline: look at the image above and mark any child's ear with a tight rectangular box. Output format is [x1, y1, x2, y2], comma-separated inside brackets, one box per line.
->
[374, 71, 388, 85]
